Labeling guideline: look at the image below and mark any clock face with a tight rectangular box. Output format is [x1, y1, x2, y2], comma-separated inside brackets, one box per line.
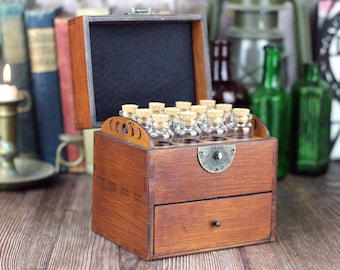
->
[319, 12, 340, 101]
[319, 11, 340, 160]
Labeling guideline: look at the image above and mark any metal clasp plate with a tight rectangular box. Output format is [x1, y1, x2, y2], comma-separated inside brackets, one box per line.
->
[197, 145, 236, 173]
[127, 8, 156, 14]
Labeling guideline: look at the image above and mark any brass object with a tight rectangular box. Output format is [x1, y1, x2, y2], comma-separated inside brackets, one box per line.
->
[197, 145, 236, 173]
[55, 133, 84, 173]
[0, 99, 22, 151]
[0, 157, 54, 189]
[0, 97, 54, 189]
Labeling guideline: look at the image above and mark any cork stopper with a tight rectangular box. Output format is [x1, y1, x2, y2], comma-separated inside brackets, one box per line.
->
[233, 108, 250, 123]
[164, 107, 180, 115]
[136, 108, 152, 117]
[148, 102, 165, 113]
[216, 103, 232, 112]
[199, 99, 216, 109]
[207, 109, 223, 118]
[191, 105, 207, 113]
[206, 109, 224, 125]
[179, 111, 196, 126]
[121, 104, 138, 118]
[152, 113, 169, 128]
[233, 108, 250, 116]
[175, 101, 192, 111]
[180, 111, 196, 120]
[121, 104, 138, 112]
[152, 113, 169, 122]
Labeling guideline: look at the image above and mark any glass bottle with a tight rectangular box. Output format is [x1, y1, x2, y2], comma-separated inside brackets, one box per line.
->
[229, 108, 254, 139]
[174, 111, 201, 144]
[201, 109, 228, 141]
[150, 113, 174, 146]
[191, 105, 207, 129]
[250, 44, 291, 179]
[199, 99, 216, 110]
[119, 104, 138, 120]
[135, 108, 153, 132]
[290, 63, 333, 174]
[210, 39, 249, 107]
[164, 107, 180, 132]
[148, 101, 165, 114]
[216, 103, 233, 128]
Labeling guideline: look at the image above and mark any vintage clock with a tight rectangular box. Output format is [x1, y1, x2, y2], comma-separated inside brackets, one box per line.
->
[319, 9, 340, 160]
[319, 12, 340, 101]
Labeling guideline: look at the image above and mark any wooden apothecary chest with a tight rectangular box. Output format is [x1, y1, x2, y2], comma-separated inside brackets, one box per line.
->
[68, 14, 278, 261]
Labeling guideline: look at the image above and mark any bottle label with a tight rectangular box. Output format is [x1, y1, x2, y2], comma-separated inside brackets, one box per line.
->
[2, 16, 27, 64]
[27, 27, 58, 73]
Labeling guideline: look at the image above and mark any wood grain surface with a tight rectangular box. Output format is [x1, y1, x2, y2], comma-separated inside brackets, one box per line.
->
[0, 162, 339, 269]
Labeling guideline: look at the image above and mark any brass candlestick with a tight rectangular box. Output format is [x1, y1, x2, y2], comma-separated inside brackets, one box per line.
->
[0, 96, 54, 189]
[0, 98, 22, 177]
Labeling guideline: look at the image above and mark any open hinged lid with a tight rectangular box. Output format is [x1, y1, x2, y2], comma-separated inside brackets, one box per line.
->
[68, 13, 212, 129]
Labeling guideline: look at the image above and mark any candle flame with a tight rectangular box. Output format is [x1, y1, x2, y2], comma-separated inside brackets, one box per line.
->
[3, 64, 11, 84]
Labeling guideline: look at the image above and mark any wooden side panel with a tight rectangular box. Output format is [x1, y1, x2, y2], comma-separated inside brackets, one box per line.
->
[149, 138, 278, 205]
[101, 116, 153, 149]
[270, 163, 278, 242]
[68, 16, 91, 129]
[252, 115, 270, 138]
[192, 19, 211, 102]
[92, 132, 151, 259]
[154, 193, 273, 256]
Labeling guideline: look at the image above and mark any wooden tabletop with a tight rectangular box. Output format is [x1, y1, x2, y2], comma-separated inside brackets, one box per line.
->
[0, 162, 339, 270]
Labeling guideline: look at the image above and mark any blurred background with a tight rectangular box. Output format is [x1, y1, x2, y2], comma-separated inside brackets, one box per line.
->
[1, 0, 339, 175]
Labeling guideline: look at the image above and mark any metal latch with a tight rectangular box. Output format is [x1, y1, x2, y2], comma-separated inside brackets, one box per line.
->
[128, 8, 157, 14]
[197, 145, 236, 173]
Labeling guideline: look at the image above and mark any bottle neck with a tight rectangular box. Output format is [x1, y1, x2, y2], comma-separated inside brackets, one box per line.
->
[262, 45, 282, 89]
[304, 63, 321, 83]
[154, 121, 168, 129]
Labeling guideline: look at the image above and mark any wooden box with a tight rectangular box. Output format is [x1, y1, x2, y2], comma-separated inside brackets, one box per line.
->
[68, 14, 278, 261]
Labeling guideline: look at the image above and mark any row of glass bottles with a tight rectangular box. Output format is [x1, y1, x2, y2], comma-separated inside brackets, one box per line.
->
[119, 100, 254, 146]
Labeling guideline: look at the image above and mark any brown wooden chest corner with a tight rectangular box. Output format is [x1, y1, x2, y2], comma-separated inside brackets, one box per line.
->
[68, 14, 277, 261]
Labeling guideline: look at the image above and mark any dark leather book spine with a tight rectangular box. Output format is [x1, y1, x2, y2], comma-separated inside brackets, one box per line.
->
[0, 2, 39, 158]
[25, 8, 64, 165]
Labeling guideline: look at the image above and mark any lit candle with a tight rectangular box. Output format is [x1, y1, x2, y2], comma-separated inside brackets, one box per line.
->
[0, 64, 19, 102]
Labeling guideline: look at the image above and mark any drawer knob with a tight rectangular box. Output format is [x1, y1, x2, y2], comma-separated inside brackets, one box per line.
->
[212, 220, 221, 228]
[214, 151, 223, 160]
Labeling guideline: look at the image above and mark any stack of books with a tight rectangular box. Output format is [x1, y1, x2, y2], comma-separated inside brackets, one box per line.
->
[0, 2, 111, 173]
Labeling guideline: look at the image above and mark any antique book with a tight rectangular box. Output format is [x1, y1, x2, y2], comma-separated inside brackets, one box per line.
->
[75, 7, 111, 16]
[54, 13, 84, 172]
[0, 2, 38, 158]
[25, 8, 64, 165]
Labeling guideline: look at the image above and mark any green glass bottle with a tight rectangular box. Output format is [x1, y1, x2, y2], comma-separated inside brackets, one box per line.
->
[250, 44, 291, 179]
[291, 63, 332, 174]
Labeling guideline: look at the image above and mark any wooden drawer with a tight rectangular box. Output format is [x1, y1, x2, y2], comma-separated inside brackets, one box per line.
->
[149, 138, 277, 205]
[154, 192, 273, 256]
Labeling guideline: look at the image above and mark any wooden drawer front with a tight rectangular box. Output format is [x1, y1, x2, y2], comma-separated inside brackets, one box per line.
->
[150, 138, 277, 205]
[154, 193, 273, 256]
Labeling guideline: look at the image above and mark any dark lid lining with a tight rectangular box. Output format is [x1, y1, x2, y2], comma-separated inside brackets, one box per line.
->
[89, 21, 196, 124]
